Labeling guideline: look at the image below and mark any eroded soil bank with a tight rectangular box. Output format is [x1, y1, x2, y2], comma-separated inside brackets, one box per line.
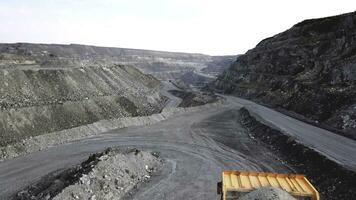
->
[0, 65, 166, 147]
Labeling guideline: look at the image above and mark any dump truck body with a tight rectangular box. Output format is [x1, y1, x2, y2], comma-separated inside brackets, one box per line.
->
[218, 170, 320, 200]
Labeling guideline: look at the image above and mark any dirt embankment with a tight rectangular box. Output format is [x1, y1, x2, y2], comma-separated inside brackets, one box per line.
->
[13, 148, 164, 200]
[239, 108, 356, 200]
[0, 65, 166, 147]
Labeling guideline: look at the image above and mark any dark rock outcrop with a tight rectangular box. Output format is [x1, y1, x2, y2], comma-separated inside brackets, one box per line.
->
[212, 12, 356, 139]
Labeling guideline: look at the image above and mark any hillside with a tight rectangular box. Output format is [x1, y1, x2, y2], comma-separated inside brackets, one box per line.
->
[212, 12, 356, 139]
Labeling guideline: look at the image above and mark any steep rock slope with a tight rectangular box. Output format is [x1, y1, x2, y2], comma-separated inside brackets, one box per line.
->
[212, 12, 356, 138]
[0, 65, 165, 146]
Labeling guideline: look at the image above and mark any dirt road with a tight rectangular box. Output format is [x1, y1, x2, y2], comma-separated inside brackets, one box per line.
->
[159, 81, 182, 108]
[0, 104, 290, 199]
[1, 91, 356, 199]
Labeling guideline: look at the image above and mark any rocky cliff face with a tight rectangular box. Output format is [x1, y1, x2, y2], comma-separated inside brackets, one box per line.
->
[212, 12, 356, 139]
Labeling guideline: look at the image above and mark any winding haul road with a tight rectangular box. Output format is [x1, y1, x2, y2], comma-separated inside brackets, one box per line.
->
[1, 85, 356, 199]
[225, 96, 356, 171]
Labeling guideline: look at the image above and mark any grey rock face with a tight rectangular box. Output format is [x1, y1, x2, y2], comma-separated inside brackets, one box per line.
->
[212, 12, 356, 139]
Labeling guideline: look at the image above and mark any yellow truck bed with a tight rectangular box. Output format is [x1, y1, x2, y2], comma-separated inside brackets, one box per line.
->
[219, 170, 320, 200]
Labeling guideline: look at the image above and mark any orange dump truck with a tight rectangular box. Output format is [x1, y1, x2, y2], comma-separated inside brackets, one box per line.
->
[217, 170, 320, 200]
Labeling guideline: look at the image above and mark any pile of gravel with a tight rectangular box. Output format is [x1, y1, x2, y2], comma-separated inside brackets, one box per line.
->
[238, 187, 296, 200]
[14, 148, 164, 200]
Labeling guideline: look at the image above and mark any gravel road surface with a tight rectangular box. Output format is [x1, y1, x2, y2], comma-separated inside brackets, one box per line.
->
[0, 104, 290, 199]
[1, 91, 356, 199]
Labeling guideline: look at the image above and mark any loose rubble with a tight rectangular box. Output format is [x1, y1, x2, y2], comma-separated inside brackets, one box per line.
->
[13, 148, 164, 200]
[238, 187, 296, 200]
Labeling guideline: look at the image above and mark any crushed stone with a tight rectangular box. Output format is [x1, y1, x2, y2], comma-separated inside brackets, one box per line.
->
[238, 187, 296, 200]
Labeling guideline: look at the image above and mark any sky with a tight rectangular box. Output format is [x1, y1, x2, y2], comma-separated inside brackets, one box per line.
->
[0, 0, 356, 55]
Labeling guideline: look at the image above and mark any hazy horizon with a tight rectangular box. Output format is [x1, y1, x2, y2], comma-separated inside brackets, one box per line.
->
[1, 0, 356, 55]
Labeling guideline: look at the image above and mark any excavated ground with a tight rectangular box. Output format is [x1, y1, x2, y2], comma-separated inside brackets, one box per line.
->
[2, 90, 356, 200]
[0, 65, 166, 147]
[2, 96, 356, 200]
[168, 89, 219, 107]
[13, 148, 163, 200]
[239, 108, 356, 200]
[0, 104, 293, 200]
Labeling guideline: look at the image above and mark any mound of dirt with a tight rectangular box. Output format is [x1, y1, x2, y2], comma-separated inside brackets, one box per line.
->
[13, 148, 164, 200]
